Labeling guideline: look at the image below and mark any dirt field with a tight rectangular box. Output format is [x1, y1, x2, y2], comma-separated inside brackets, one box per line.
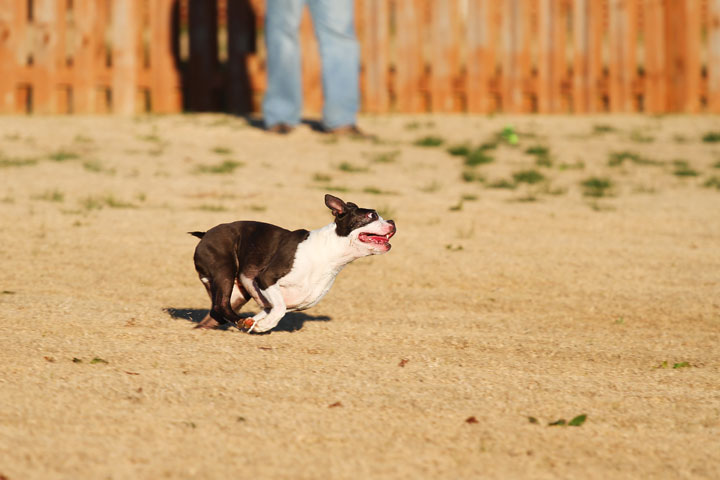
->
[1, 114, 719, 479]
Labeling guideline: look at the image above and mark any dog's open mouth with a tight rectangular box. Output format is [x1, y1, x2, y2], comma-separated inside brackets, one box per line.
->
[359, 232, 394, 245]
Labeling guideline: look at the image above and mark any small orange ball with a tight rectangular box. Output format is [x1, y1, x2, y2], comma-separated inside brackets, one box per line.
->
[242, 318, 255, 329]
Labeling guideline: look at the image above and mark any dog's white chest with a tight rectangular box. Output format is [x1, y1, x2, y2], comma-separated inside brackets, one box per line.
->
[276, 228, 349, 310]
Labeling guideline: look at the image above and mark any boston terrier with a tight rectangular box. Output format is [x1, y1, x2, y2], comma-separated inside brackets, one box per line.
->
[189, 194, 396, 333]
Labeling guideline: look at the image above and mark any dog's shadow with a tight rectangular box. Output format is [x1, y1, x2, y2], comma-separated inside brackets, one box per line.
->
[164, 307, 331, 333]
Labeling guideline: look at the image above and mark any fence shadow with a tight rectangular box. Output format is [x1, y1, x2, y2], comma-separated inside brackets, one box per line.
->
[164, 307, 331, 333]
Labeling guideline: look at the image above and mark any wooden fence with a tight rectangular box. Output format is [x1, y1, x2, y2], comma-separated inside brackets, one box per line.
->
[0, 0, 719, 115]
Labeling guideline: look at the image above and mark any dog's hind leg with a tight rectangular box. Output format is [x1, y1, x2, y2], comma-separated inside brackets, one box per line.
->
[195, 278, 249, 329]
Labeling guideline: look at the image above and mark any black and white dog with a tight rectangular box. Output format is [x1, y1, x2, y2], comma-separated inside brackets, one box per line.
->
[190, 194, 396, 333]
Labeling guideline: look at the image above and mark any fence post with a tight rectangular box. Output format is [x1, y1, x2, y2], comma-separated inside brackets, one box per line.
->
[573, 0, 589, 113]
[395, 0, 423, 113]
[359, 0, 389, 113]
[226, 0, 256, 114]
[664, 0, 701, 112]
[32, 0, 63, 113]
[151, 0, 181, 113]
[466, 0, 491, 113]
[300, 6, 323, 115]
[644, 0, 665, 112]
[430, 0, 459, 112]
[0, 0, 21, 113]
[609, 0, 636, 112]
[710, 0, 720, 112]
[112, 0, 140, 114]
[187, 0, 218, 111]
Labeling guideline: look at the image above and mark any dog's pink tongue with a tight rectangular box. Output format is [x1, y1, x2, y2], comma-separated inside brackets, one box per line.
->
[360, 233, 388, 244]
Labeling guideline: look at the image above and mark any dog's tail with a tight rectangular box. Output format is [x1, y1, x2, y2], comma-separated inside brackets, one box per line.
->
[188, 231, 206, 239]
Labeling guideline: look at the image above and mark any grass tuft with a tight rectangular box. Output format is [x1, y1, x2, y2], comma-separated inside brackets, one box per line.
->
[363, 150, 401, 163]
[49, 150, 80, 162]
[512, 169, 545, 184]
[447, 144, 471, 157]
[701, 132, 720, 143]
[337, 161, 369, 173]
[194, 160, 244, 174]
[413, 136, 444, 147]
[672, 159, 699, 177]
[464, 149, 494, 167]
[33, 190, 65, 202]
[581, 177, 613, 197]
[703, 176, 720, 190]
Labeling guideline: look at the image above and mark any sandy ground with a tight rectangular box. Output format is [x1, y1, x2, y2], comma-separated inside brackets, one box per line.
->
[0, 114, 719, 479]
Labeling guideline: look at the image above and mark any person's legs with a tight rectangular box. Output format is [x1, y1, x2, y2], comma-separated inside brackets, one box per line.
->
[262, 0, 305, 129]
[307, 0, 360, 130]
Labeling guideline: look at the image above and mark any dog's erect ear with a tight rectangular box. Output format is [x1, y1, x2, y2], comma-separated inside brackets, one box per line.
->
[325, 194, 347, 217]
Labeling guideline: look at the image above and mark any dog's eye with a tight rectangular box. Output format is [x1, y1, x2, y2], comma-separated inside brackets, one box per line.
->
[367, 212, 377, 220]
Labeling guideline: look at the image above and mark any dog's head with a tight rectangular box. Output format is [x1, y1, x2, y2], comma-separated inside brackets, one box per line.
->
[325, 194, 396, 255]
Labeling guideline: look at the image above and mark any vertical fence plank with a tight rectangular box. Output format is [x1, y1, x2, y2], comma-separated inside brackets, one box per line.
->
[360, 0, 389, 113]
[665, 0, 701, 112]
[537, 0, 552, 112]
[33, 0, 62, 113]
[609, 0, 638, 112]
[395, 0, 423, 112]
[573, 0, 589, 112]
[587, 0, 604, 111]
[73, 0, 95, 113]
[709, 0, 720, 112]
[430, 0, 459, 112]
[644, 0, 665, 112]
[113, 0, 140, 114]
[684, 0, 701, 112]
[227, 0, 256, 114]
[151, 0, 181, 113]
[187, 0, 217, 111]
[0, 0, 22, 113]
[466, 0, 492, 113]
[502, 0, 528, 112]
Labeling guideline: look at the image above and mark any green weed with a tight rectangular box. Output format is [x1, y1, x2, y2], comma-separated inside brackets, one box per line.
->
[512, 169, 545, 184]
[558, 160, 585, 170]
[313, 173, 332, 182]
[49, 150, 80, 162]
[211, 146, 233, 155]
[363, 187, 396, 195]
[0, 156, 38, 168]
[447, 144, 471, 157]
[363, 150, 400, 163]
[487, 179, 516, 189]
[337, 161, 369, 173]
[33, 190, 64, 202]
[73, 134, 94, 144]
[592, 124, 616, 134]
[672, 160, 699, 177]
[461, 170, 484, 183]
[195, 204, 228, 212]
[703, 176, 720, 190]
[194, 160, 244, 174]
[701, 132, 720, 143]
[413, 136, 444, 147]
[464, 149, 494, 167]
[249, 204, 267, 212]
[581, 177, 613, 197]
[629, 131, 655, 143]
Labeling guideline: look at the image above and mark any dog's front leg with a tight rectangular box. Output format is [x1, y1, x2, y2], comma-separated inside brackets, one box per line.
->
[248, 285, 286, 333]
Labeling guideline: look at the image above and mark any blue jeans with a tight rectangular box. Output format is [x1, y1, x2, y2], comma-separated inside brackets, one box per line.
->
[262, 0, 359, 129]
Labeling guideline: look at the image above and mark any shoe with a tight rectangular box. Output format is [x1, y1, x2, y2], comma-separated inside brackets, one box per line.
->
[325, 125, 375, 140]
[266, 123, 293, 134]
